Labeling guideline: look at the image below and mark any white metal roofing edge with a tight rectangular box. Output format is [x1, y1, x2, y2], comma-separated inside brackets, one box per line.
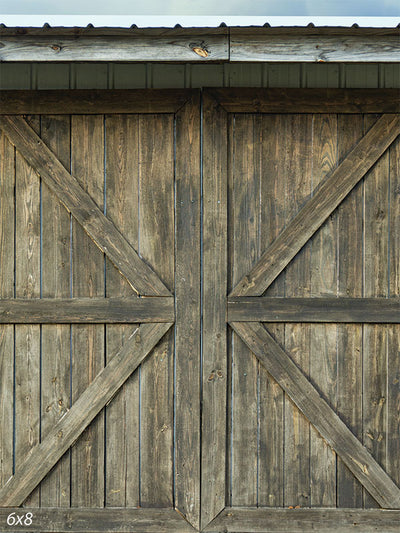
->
[0, 15, 399, 28]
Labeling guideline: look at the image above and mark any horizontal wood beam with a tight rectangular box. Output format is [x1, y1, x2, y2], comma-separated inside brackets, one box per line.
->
[0, 297, 174, 323]
[0, 89, 193, 115]
[0, 322, 172, 506]
[230, 114, 400, 297]
[230, 321, 400, 509]
[228, 298, 400, 323]
[207, 88, 400, 114]
[0, 508, 195, 532]
[0, 35, 228, 62]
[230, 35, 400, 62]
[204, 507, 400, 532]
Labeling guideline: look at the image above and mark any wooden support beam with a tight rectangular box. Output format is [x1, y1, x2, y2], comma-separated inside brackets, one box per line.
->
[230, 114, 400, 297]
[227, 297, 400, 323]
[0, 322, 172, 506]
[230, 321, 400, 509]
[0, 116, 171, 297]
[0, 508, 195, 532]
[0, 297, 174, 323]
[204, 507, 400, 532]
[207, 88, 400, 114]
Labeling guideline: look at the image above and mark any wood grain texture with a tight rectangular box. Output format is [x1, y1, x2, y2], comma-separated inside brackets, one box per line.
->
[0, 323, 172, 507]
[0, 115, 170, 296]
[0, 90, 191, 114]
[230, 114, 400, 297]
[230, 321, 400, 509]
[201, 92, 227, 527]
[204, 507, 400, 533]
[175, 93, 201, 528]
[208, 89, 400, 114]
[0, 297, 174, 323]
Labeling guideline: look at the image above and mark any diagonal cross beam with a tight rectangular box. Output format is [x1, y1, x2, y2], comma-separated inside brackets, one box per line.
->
[0, 322, 173, 506]
[230, 321, 400, 509]
[0, 115, 171, 297]
[230, 114, 400, 297]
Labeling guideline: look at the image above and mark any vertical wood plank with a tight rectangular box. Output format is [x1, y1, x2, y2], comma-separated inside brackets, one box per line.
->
[336, 114, 364, 508]
[309, 114, 338, 507]
[258, 115, 285, 507]
[104, 114, 140, 507]
[363, 114, 389, 508]
[283, 114, 312, 508]
[230, 114, 259, 507]
[201, 92, 227, 527]
[71, 115, 105, 508]
[14, 115, 41, 507]
[139, 114, 174, 507]
[0, 129, 15, 489]
[40, 115, 71, 507]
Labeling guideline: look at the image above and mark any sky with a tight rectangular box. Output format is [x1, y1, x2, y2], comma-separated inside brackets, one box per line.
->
[1, 0, 399, 16]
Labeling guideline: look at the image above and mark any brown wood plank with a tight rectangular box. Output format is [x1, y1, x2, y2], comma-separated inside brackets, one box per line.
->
[208, 88, 400, 114]
[227, 298, 400, 323]
[230, 114, 259, 507]
[230, 114, 400, 297]
[230, 321, 400, 509]
[40, 114, 71, 507]
[0, 90, 191, 115]
[309, 114, 338, 507]
[0, 322, 172, 507]
[175, 94, 201, 529]
[0, 128, 15, 491]
[139, 114, 174, 508]
[336, 114, 364, 508]
[14, 115, 41, 508]
[0, 508, 195, 532]
[201, 92, 227, 527]
[104, 113, 139, 508]
[0, 115, 170, 296]
[204, 507, 400, 533]
[0, 297, 174, 323]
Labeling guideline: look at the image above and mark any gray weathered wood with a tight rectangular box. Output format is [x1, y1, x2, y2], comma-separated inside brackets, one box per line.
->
[204, 507, 400, 532]
[0, 297, 174, 323]
[0, 322, 172, 507]
[230, 321, 400, 509]
[208, 89, 400, 113]
[0, 90, 192, 115]
[227, 298, 400, 323]
[230, 35, 400, 63]
[0, 508, 195, 532]
[0, 115, 170, 296]
[230, 114, 400, 297]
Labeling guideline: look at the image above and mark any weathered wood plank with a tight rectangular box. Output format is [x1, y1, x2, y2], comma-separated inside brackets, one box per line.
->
[0, 297, 175, 323]
[0, 35, 228, 62]
[227, 298, 400, 323]
[70, 114, 105, 508]
[201, 92, 227, 526]
[14, 115, 41, 507]
[0, 128, 14, 491]
[0, 322, 172, 507]
[175, 93, 201, 528]
[230, 114, 400, 297]
[208, 89, 400, 114]
[204, 507, 400, 533]
[0, 115, 171, 296]
[0, 90, 191, 115]
[40, 114, 71, 507]
[0, 508, 195, 532]
[230, 322, 400, 509]
[230, 35, 400, 63]
[139, 114, 174, 508]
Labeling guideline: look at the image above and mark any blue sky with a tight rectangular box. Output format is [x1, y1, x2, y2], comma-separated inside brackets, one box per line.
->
[1, 0, 399, 15]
